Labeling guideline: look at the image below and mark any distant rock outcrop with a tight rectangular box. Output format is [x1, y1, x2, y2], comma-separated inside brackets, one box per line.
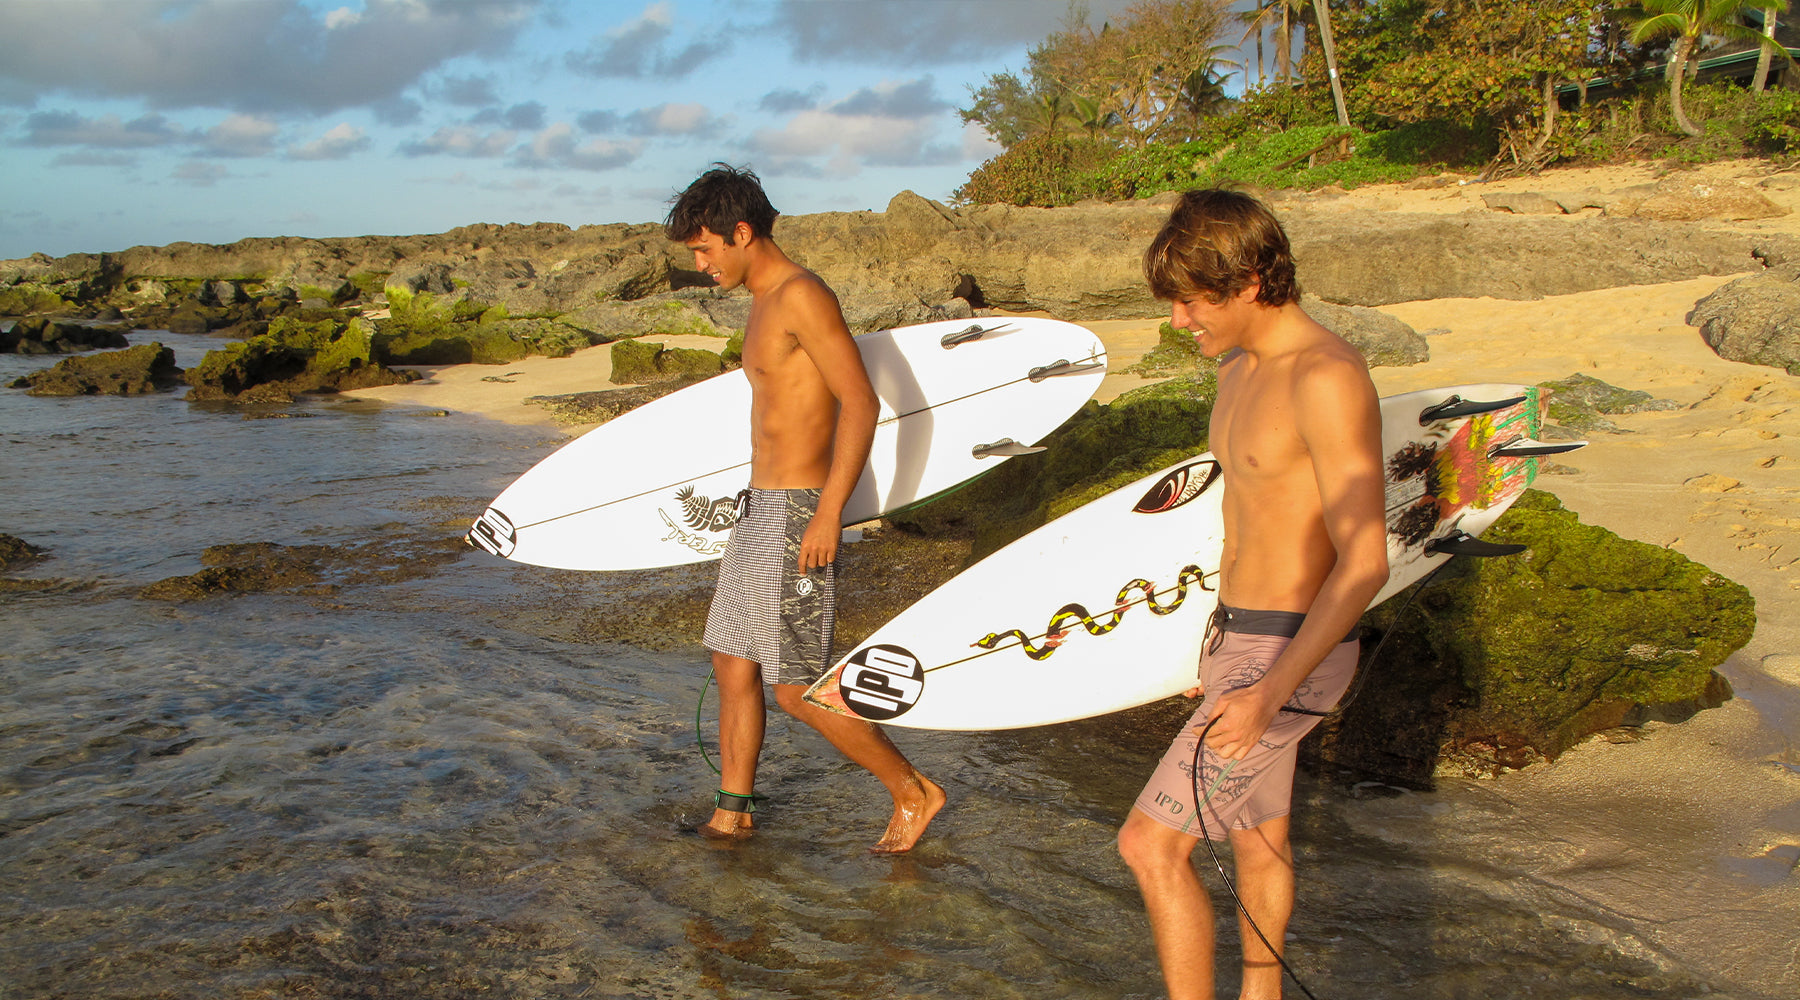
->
[1687, 267, 1800, 374]
[9, 342, 183, 396]
[7, 189, 1796, 347]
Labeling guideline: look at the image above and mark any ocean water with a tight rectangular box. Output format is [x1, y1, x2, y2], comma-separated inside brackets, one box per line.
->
[0, 333, 1753, 998]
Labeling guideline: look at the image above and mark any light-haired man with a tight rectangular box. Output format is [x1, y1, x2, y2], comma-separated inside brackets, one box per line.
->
[1117, 189, 1389, 999]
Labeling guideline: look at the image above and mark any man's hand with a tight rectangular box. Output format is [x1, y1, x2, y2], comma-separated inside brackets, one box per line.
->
[1201, 682, 1281, 760]
[798, 515, 838, 573]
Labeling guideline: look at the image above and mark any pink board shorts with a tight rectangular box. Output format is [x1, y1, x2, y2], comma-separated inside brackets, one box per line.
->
[1133, 607, 1358, 840]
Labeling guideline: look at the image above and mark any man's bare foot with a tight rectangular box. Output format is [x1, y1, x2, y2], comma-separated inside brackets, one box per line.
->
[870, 774, 946, 854]
[696, 807, 754, 841]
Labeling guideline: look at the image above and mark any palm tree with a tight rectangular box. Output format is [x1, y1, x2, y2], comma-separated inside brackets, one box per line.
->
[1751, 4, 1790, 92]
[1239, 0, 1311, 87]
[1629, 0, 1791, 136]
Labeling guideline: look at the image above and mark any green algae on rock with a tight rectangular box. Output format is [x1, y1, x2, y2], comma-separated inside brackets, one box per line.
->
[1310, 489, 1755, 785]
[185, 316, 417, 402]
[11, 342, 183, 396]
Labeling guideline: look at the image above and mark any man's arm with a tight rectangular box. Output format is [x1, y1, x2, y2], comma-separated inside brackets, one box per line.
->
[787, 279, 878, 572]
[1203, 357, 1389, 759]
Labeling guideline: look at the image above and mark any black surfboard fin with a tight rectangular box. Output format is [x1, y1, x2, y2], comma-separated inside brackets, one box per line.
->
[972, 438, 1048, 459]
[1489, 437, 1587, 459]
[941, 322, 1012, 348]
[1029, 359, 1106, 382]
[1426, 530, 1526, 558]
[1418, 393, 1529, 424]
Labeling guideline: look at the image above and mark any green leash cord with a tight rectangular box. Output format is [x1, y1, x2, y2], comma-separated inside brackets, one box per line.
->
[695, 668, 720, 775]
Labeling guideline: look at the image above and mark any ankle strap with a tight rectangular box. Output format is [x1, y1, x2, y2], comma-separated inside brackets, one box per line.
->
[715, 789, 766, 814]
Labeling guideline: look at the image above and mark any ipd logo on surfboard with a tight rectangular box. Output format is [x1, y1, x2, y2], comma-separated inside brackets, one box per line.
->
[840, 644, 924, 721]
[467, 507, 517, 557]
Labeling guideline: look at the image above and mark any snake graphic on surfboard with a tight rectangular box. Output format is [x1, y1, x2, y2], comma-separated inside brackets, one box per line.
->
[465, 316, 1107, 572]
[803, 384, 1584, 731]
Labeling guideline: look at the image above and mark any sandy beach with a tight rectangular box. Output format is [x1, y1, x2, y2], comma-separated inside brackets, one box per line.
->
[343, 159, 1800, 994]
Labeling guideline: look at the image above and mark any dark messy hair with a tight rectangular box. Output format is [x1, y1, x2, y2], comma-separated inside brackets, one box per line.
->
[1143, 188, 1298, 306]
[663, 163, 779, 245]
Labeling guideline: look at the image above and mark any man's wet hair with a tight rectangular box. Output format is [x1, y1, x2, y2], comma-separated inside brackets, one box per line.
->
[664, 163, 779, 245]
[1143, 188, 1299, 306]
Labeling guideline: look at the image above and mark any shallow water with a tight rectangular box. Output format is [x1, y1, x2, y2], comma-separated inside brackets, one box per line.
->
[0, 334, 1772, 998]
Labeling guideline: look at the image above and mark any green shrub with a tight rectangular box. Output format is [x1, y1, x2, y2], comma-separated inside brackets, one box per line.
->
[953, 133, 1116, 207]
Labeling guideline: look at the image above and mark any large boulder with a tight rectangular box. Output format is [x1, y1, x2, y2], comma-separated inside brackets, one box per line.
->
[1628, 175, 1791, 222]
[1687, 268, 1800, 374]
[185, 316, 416, 402]
[10, 342, 183, 396]
[1308, 490, 1755, 785]
[608, 339, 727, 385]
[1300, 295, 1430, 366]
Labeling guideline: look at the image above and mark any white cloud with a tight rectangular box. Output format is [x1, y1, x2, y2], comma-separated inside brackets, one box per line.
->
[749, 78, 962, 177]
[22, 110, 188, 148]
[766, 0, 1138, 66]
[201, 114, 280, 157]
[513, 122, 643, 170]
[400, 125, 518, 158]
[289, 123, 372, 160]
[0, 0, 539, 115]
[564, 1, 723, 79]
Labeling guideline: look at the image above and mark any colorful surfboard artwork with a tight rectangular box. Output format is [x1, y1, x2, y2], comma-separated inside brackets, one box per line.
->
[465, 316, 1107, 572]
[803, 384, 1584, 731]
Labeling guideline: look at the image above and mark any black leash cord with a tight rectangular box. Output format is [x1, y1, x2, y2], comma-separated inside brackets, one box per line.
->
[1183, 560, 1452, 999]
[1190, 714, 1322, 1000]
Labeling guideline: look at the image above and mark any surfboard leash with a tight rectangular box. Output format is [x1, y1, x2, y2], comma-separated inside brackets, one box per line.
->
[1189, 714, 1323, 1000]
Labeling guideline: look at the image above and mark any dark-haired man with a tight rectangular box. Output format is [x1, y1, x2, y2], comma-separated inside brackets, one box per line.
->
[1116, 189, 1388, 999]
[665, 164, 944, 853]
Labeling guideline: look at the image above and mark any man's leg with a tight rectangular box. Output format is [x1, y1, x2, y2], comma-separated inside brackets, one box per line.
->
[1118, 807, 1216, 1000]
[1229, 817, 1295, 1000]
[700, 651, 765, 839]
[772, 683, 944, 853]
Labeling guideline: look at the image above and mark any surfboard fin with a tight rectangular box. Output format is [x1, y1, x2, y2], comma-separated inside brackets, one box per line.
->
[940, 322, 1013, 348]
[1029, 359, 1106, 382]
[1417, 393, 1529, 424]
[973, 438, 1048, 459]
[1425, 530, 1526, 558]
[1489, 437, 1588, 459]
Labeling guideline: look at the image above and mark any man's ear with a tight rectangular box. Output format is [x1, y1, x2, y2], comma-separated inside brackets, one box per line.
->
[1236, 280, 1263, 305]
[732, 220, 754, 246]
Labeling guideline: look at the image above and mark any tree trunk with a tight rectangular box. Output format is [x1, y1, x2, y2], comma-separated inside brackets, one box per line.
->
[1752, 13, 1777, 93]
[1670, 35, 1702, 137]
[1277, 8, 1292, 85]
[1526, 73, 1558, 162]
[1314, 0, 1351, 126]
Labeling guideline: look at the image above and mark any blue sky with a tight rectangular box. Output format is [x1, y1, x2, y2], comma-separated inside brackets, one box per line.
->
[0, 0, 1195, 260]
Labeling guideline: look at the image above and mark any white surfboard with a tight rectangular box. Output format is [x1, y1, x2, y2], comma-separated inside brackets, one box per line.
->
[466, 316, 1107, 571]
[804, 384, 1583, 730]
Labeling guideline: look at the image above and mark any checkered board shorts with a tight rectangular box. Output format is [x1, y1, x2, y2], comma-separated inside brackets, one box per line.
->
[703, 488, 837, 686]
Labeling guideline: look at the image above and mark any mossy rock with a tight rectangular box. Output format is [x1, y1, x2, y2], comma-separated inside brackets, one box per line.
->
[1538, 373, 1680, 434]
[1309, 489, 1756, 785]
[1127, 321, 1217, 376]
[14, 342, 182, 396]
[0, 284, 72, 316]
[609, 339, 726, 385]
[891, 370, 1217, 562]
[187, 316, 413, 401]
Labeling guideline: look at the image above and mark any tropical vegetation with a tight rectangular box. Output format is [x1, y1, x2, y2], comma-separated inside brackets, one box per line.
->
[955, 0, 1798, 208]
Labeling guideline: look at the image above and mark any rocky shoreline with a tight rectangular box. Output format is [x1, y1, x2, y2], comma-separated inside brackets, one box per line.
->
[4, 159, 1798, 786]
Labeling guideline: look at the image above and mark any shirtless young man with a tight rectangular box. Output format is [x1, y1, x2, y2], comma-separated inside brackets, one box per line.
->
[1116, 189, 1389, 999]
[664, 165, 945, 854]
